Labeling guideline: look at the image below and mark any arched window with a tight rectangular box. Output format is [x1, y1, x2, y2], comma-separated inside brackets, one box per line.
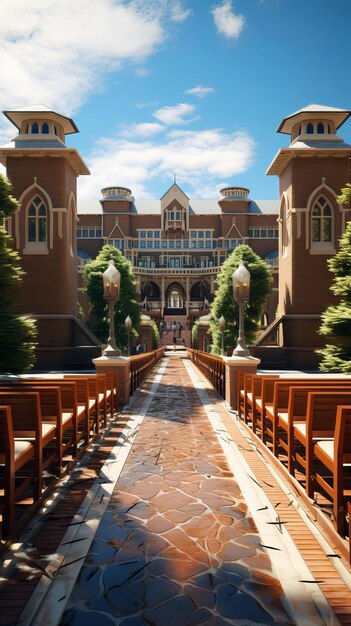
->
[311, 197, 332, 243]
[306, 123, 313, 134]
[168, 288, 183, 308]
[42, 122, 49, 134]
[32, 122, 39, 134]
[317, 122, 324, 134]
[28, 197, 47, 243]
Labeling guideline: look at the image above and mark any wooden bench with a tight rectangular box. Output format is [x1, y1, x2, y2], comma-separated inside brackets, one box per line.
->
[261, 378, 351, 450]
[0, 380, 89, 457]
[0, 393, 44, 502]
[0, 405, 36, 536]
[311, 405, 351, 536]
[273, 383, 351, 467]
[290, 391, 351, 496]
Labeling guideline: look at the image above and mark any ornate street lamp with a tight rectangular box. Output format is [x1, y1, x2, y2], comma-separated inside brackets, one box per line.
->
[125, 315, 132, 356]
[232, 262, 251, 357]
[219, 315, 226, 356]
[102, 260, 121, 356]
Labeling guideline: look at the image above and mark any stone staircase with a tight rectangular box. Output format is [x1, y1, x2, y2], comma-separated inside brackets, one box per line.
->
[158, 315, 192, 347]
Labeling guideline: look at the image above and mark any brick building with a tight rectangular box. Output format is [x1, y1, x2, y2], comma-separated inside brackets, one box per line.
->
[0, 103, 350, 368]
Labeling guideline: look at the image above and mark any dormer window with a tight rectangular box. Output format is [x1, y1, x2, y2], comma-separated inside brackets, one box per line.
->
[32, 122, 39, 134]
[42, 122, 49, 134]
[317, 122, 324, 134]
[306, 123, 313, 134]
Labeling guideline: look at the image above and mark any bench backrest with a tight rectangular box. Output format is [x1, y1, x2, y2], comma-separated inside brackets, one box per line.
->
[335, 406, 351, 461]
[288, 385, 351, 421]
[273, 378, 351, 412]
[307, 391, 351, 437]
[0, 405, 13, 458]
[0, 392, 42, 442]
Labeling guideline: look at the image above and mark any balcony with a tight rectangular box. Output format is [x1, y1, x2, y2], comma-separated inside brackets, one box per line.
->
[134, 264, 220, 276]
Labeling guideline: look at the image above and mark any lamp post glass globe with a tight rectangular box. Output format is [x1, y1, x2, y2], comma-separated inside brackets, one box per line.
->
[103, 260, 121, 357]
[232, 262, 250, 357]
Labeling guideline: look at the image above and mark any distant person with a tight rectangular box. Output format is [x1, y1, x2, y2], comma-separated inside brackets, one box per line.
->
[173, 336, 177, 351]
[136, 342, 144, 354]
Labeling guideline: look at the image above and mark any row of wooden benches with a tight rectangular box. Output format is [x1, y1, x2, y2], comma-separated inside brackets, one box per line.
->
[238, 373, 351, 537]
[0, 372, 116, 538]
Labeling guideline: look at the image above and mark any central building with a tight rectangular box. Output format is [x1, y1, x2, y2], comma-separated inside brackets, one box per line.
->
[77, 182, 279, 343]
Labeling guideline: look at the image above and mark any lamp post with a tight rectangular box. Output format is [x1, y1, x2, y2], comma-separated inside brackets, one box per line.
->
[125, 315, 132, 356]
[102, 260, 121, 357]
[219, 315, 226, 356]
[232, 262, 251, 357]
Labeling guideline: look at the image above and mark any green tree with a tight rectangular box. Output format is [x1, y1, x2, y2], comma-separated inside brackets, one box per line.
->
[84, 245, 141, 350]
[317, 220, 351, 373]
[209, 245, 272, 355]
[0, 174, 37, 374]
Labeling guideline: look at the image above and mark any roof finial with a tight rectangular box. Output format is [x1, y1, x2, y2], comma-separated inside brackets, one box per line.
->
[173, 172, 176, 185]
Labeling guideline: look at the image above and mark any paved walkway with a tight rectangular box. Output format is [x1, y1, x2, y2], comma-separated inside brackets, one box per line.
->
[2, 353, 351, 625]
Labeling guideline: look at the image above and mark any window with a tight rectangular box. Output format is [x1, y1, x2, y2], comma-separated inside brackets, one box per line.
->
[147, 240, 153, 248]
[140, 240, 146, 248]
[42, 123, 49, 134]
[198, 240, 204, 248]
[176, 240, 181, 249]
[154, 240, 160, 249]
[191, 241, 197, 249]
[306, 123, 313, 134]
[162, 240, 167, 248]
[317, 123, 324, 134]
[183, 240, 189, 248]
[205, 240, 211, 249]
[169, 240, 175, 249]
[147, 230, 153, 238]
[205, 231, 212, 239]
[190, 230, 196, 238]
[198, 230, 204, 238]
[32, 122, 39, 134]
[28, 197, 47, 242]
[311, 197, 332, 242]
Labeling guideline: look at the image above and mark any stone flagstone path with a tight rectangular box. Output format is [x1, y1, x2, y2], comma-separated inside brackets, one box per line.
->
[57, 356, 298, 626]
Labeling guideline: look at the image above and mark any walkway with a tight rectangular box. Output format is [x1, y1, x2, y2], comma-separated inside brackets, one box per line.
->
[1, 353, 351, 625]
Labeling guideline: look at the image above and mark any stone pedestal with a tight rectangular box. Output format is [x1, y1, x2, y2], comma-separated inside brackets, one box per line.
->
[222, 355, 261, 411]
[93, 355, 131, 409]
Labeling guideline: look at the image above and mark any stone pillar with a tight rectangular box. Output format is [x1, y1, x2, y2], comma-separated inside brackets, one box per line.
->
[93, 355, 131, 409]
[161, 276, 165, 314]
[222, 355, 260, 411]
[186, 276, 190, 314]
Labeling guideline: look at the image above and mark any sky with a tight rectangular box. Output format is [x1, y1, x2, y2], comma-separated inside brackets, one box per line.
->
[1, 0, 351, 201]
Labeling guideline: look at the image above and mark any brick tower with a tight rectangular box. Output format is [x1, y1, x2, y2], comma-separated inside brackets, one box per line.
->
[267, 104, 351, 368]
[0, 105, 101, 368]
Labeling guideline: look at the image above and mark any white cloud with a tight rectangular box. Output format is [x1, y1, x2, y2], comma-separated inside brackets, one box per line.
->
[185, 85, 215, 98]
[211, 1, 245, 39]
[0, 0, 165, 140]
[121, 122, 165, 138]
[170, 1, 193, 22]
[153, 102, 197, 125]
[78, 127, 255, 199]
[136, 101, 160, 109]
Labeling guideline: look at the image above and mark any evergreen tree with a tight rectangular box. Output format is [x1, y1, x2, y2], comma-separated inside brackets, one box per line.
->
[209, 245, 272, 355]
[0, 174, 37, 374]
[318, 219, 351, 373]
[84, 245, 141, 350]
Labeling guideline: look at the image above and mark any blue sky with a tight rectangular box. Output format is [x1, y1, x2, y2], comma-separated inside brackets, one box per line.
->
[1, 0, 351, 201]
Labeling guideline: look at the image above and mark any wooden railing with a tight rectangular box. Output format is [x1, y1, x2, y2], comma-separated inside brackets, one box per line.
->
[130, 348, 164, 395]
[187, 349, 225, 399]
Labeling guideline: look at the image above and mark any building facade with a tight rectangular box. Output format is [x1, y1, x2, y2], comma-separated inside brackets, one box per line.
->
[76, 183, 279, 341]
[1, 103, 350, 368]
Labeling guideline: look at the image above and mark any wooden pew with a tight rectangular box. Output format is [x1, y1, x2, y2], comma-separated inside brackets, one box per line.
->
[64, 373, 115, 431]
[0, 393, 44, 501]
[262, 378, 351, 451]
[274, 383, 351, 465]
[310, 405, 351, 536]
[290, 391, 351, 495]
[0, 405, 36, 536]
[0, 380, 89, 457]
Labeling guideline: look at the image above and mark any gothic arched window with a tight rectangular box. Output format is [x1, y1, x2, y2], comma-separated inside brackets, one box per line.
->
[311, 197, 332, 243]
[42, 122, 49, 134]
[32, 122, 39, 134]
[28, 197, 47, 243]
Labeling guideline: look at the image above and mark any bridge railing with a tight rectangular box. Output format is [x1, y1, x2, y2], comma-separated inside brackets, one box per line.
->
[187, 349, 225, 399]
[130, 348, 164, 395]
